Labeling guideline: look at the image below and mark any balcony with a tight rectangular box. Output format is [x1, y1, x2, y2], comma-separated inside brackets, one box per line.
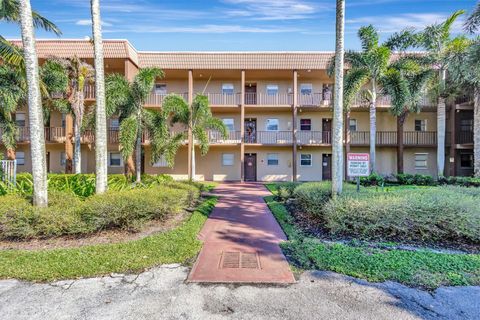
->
[244, 131, 293, 145]
[145, 93, 188, 106]
[350, 131, 437, 146]
[296, 131, 330, 145]
[81, 129, 119, 144]
[0, 127, 65, 143]
[208, 131, 241, 144]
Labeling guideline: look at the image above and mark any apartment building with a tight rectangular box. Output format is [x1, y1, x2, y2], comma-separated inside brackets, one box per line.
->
[3, 40, 475, 181]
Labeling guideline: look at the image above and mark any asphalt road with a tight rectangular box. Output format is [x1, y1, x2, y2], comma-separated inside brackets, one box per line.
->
[1, 264, 479, 320]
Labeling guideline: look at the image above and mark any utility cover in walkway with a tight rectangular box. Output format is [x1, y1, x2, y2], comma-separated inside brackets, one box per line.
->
[188, 183, 295, 284]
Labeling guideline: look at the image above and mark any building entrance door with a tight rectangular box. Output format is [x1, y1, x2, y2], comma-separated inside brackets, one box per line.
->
[244, 153, 257, 181]
[322, 154, 332, 180]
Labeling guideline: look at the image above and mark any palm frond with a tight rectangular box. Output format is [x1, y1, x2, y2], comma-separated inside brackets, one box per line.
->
[358, 25, 379, 51]
[0, 37, 24, 67]
[118, 115, 138, 161]
[465, 2, 480, 33]
[131, 68, 164, 104]
[343, 68, 370, 110]
[193, 126, 209, 156]
[380, 69, 410, 116]
[105, 73, 131, 118]
[162, 93, 190, 125]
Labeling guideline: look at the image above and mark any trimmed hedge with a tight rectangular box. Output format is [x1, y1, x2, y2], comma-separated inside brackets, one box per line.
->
[0, 184, 199, 239]
[358, 173, 480, 187]
[290, 182, 480, 246]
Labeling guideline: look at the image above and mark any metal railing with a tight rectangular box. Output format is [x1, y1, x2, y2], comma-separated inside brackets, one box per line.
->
[244, 131, 293, 144]
[0, 160, 17, 188]
[208, 130, 241, 144]
[84, 84, 96, 100]
[349, 131, 437, 146]
[44, 127, 65, 142]
[206, 93, 240, 106]
[404, 131, 437, 145]
[457, 131, 474, 144]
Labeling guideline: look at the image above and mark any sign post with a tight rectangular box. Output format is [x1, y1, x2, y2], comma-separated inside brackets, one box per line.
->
[347, 153, 370, 192]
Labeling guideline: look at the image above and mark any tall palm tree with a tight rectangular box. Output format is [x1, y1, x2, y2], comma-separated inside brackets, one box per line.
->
[381, 59, 433, 173]
[416, 10, 465, 177]
[90, 0, 108, 194]
[18, 0, 47, 206]
[105, 68, 176, 183]
[50, 56, 94, 174]
[163, 94, 227, 181]
[343, 25, 391, 173]
[332, 0, 345, 197]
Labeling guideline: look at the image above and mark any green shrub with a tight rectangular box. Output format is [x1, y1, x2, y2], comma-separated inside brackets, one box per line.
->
[439, 176, 480, 187]
[0, 183, 200, 240]
[293, 182, 332, 218]
[275, 182, 300, 201]
[323, 187, 480, 245]
[396, 173, 435, 186]
[360, 172, 385, 186]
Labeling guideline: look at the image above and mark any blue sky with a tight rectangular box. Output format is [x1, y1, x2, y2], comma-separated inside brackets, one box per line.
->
[2, 0, 477, 51]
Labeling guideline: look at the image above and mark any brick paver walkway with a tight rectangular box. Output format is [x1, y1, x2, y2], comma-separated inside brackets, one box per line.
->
[188, 183, 295, 284]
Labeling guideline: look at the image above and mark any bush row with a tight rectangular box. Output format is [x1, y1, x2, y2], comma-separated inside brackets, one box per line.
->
[0, 183, 200, 239]
[359, 173, 480, 187]
[289, 182, 480, 246]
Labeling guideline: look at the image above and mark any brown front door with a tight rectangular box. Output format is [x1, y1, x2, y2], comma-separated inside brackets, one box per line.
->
[245, 84, 257, 105]
[244, 119, 257, 143]
[322, 154, 332, 180]
[244, 153, 257, 181]
[322, 118, 332, 144]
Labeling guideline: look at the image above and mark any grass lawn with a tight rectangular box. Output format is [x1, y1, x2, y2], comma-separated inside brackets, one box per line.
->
[0, 197, 217, 282]
[264, 186, 480, 289]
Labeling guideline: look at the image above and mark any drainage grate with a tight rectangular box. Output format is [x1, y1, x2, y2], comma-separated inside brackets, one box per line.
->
[220, 251, 260, 269]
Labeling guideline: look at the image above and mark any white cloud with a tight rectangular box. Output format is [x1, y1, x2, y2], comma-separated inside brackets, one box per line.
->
[75, 19, 113, 27]
[346, 13, 465, 33]
[221, 0, 329, 20]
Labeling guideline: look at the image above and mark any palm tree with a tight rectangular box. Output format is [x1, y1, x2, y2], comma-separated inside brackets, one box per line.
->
[90, 0, 108, 193]
[381, 59, 433, 173]
[49, 56, 94, 174]
[18, 0, 47, 206]
[416, 10, 465, 177]
[332, 0, 345, 197]
[105, 68, 179, 183]
[343, 25, 391, 173]
[465, 1, 480, 34]
[163, 94, 227, 181]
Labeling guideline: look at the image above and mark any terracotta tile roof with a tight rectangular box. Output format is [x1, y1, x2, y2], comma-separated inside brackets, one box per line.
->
[138, 52, 335, 70]
[8, 39, 139, 65]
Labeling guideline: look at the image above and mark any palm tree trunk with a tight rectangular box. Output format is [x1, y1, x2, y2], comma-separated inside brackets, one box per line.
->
[191, 139, 196, 181]
[437, 69, 447, 177]
[91, 0, 108, 193]
[135, 133, 142, 183]
[345, 111, 351, 180]
[19, 0, 48, 207]
[369, 80, 377, 173]
[332, 0, 345, 197]
[397, 113, 406, 174]
[474, 86, 480, 177]
[73, 121, 81, 174]
[6, 148, 16, 160]
[65, 114, 74, 173]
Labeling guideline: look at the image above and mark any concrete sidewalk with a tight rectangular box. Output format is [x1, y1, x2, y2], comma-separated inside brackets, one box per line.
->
[1, 265, 479, 320]
[188, 182, 295, 284]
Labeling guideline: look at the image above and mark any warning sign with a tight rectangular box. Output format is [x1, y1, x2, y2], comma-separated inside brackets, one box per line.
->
[347, 153, 370, 177]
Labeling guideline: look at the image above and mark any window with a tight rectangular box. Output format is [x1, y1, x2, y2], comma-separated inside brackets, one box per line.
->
[60, 152, 66, 166]
[109, 152, 122, 167]
[267, 153, 279, 166]
[414, 153, 428, 169]
[266, 118, 279, 131]
[415, 119, 427, 132]
[266, 84, 279, 96]
[349, 119, 357, 132]
[110, 118, 120, 129]
[16, 151, 25, 165]
[460, 119, 473, 132]
[153, 156, 168, 167]
[300, 83, 313, 95]
[222, 153, 234, 166]
[460, 153, 473, 168]
[15, 113, 26, 127]
[154, 84, 167, 95]
[300, 154, 312, 166]
[222, 118, 234, 131]
[222, 83, 234, 95]
[300, 119, 311, 131]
